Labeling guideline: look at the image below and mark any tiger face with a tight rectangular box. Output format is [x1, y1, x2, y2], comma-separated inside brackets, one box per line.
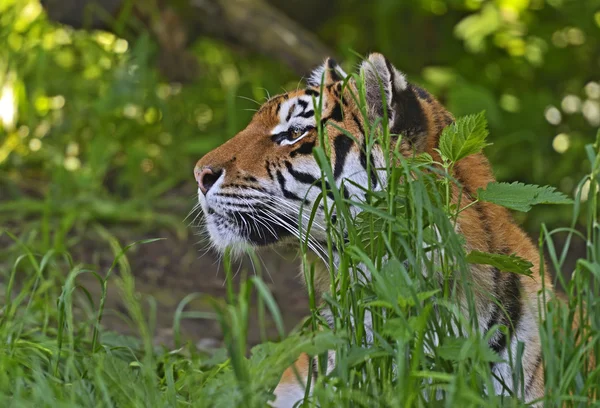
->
[194, 54, 450, 254]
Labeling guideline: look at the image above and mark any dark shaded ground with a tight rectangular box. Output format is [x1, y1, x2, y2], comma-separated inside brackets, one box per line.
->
[69, 183, 311, 350]
[76, 232, 310, 349]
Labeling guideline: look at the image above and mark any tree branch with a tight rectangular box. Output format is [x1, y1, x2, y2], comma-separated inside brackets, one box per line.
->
[40, 0, 333, 81]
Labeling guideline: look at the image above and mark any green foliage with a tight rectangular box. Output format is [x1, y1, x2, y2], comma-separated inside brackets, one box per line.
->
[1, 0, 600, 407]
[1, 112, 599, 407]
[466, 250, 533, 276]
[3, 106, 599, 406]
[0, 0, 293, 243]
[438, 111, 490, 163]
[478, 181, 574, 212]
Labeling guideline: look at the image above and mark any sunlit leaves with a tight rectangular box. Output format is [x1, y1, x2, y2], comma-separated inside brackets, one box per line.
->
[438, 111, 490, 163]
[477, 181, 573, 212]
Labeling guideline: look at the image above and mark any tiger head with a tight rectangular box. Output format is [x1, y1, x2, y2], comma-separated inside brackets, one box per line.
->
[194, 53, 452, 254]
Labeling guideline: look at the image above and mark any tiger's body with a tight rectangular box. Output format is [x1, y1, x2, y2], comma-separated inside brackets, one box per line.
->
[194, 54, 551, 406]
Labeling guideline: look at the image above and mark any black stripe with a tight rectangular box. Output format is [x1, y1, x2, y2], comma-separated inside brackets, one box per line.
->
[412, 85, 432, 102]
[352, 114, 365, 135]
[359, 149, 369, 180]
[284, 160, 339, 201]
[503, 274, 523, 335]
[276, 170, 306, 203]
[290, 141, 315, 157]
[342, 185, 349, 200]
[285, 161, 317, 185]
[305, 89, 319, 97]
[298, 110, 314, 118]
[265, 161, 274, 180]
[485, 268, 502, 342]
[326, 103, 343, 123]
[486, 269, 523, 355]
[297, 99, 308, 110]
[333, 134, 353, 179]
[526, 352, 543, 392]
[368, 153, 377, 187]
[286, 104, 296, 122]
[353, 114, 377, 188]
[358, 140, 378, 187]
[486, 268, 504, 354]
[384, 57, 396, 97]
[327, 58, 342, 81]
[390, 85, 427, 142]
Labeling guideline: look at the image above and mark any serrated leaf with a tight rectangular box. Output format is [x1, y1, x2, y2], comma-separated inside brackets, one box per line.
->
[411, 152, 434, 165]
[477, 181, 573, 212]
[466, 250, 533, 276]
[438, 111, 490, 163]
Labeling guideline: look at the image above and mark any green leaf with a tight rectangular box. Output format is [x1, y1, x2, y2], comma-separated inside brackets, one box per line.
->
[466, 250, 533, 276]
[411, 152, 434, 165]
[437, 337, 503, 364]
[438, 111, 490, 163]
[477, 181, 573, 212]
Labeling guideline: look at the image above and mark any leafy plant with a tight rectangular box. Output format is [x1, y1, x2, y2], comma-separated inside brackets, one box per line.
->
[478, 182, 574, 212]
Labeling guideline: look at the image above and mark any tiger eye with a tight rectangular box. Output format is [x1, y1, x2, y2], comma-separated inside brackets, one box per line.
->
[290, 129, 303, 139]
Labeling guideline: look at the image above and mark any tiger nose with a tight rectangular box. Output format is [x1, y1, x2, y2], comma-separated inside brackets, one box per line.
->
[194, 167, 222, 194]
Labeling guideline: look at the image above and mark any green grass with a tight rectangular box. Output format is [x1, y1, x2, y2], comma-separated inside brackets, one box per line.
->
[1, 101, 599, 407]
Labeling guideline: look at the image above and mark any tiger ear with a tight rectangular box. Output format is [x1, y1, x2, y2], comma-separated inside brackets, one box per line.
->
[360, 53, 428, 145]
[307, 58, 348, 88]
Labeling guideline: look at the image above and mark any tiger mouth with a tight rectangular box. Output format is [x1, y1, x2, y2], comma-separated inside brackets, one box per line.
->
[226, 209, 297, 246]
[202, 203, 297, 249]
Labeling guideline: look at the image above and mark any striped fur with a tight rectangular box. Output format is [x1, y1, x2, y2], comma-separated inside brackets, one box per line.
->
[194, 53, 551, 407]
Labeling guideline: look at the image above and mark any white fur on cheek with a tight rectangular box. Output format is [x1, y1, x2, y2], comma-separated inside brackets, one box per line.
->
[197, 188, 207, 212]
[196, 172, 250, 255]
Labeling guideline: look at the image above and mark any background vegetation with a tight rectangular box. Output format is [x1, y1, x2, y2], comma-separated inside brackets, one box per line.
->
[0, 0, 599, 406]
[2, 0, 599, 233]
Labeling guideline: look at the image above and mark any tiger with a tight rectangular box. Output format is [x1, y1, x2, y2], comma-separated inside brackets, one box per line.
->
[193, 53, 551, 407]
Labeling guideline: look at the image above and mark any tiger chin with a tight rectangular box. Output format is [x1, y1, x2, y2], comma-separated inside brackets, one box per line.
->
[193, 53, 550, 406]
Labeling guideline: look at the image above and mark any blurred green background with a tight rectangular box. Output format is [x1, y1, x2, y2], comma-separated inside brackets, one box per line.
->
[1, 0, 599, 343]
